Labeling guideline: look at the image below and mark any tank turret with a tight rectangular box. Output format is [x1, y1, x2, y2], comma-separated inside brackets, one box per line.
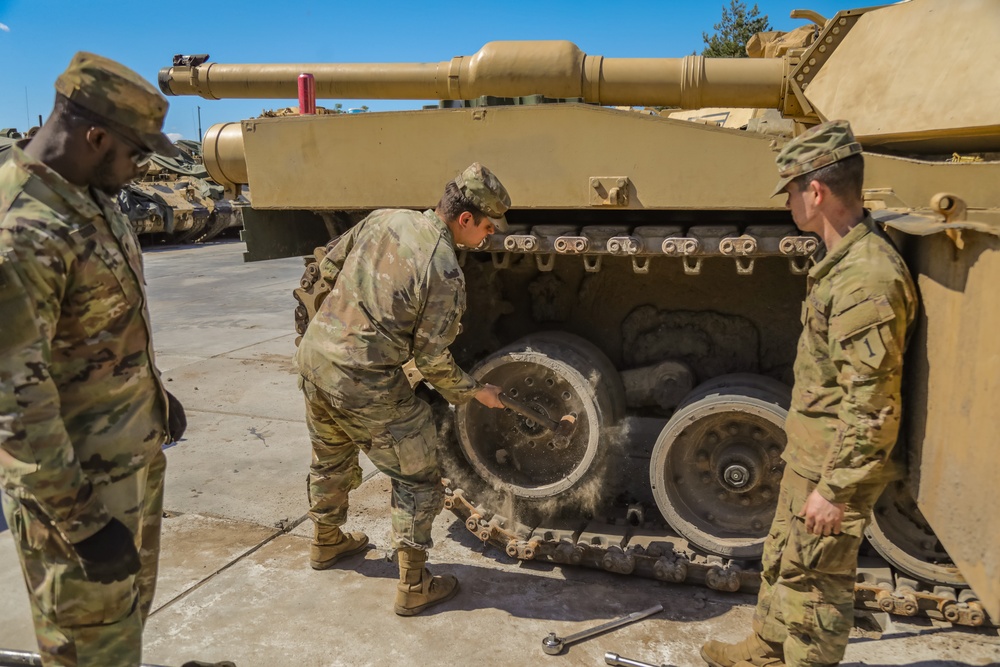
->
[160, 0, 1000, 153]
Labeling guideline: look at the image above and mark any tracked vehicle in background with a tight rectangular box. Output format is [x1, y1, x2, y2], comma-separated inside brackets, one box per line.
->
[0, 128, 34, 164]
[119, 139, 247, 244]
[159, 0, 1000, 626]
[2, 132, 245, 243]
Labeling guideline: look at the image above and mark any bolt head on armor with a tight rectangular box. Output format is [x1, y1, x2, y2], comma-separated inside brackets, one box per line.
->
[771, 119, 862, 197]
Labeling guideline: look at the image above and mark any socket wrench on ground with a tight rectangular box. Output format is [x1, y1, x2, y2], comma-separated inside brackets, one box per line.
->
[541, 604, 663, 655]
[605, 651, 674, 667]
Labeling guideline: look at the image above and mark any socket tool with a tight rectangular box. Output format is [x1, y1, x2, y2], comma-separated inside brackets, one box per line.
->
[500, 392, 577, 445]
[541, 604, 663, 655]
[604, 652, 674, 667]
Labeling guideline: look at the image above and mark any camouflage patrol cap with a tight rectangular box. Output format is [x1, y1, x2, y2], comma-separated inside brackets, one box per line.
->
[771, 119, 862, 197]
[56, 51, 178, 156]
[453, 162, 511, 232]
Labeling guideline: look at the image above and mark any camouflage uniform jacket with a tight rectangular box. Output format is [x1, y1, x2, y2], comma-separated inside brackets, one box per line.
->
[783, 214, 917, 505]
[295, 208, 481, 406]
[0, 143, 169, 543]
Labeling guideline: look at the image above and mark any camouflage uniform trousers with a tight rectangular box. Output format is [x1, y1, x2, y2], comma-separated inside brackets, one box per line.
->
[751, 468, 884, 667]
[301, 377, 444, 550]
[1, 449, 166, 667]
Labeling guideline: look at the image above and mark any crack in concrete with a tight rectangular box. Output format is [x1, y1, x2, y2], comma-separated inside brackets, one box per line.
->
[149, 512, 310, 619]
[182, 408, 301, 422]
[150, 473, 384, 618]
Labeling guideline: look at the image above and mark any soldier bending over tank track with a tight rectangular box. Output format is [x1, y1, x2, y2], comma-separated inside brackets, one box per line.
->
[294, 163, 512, 615]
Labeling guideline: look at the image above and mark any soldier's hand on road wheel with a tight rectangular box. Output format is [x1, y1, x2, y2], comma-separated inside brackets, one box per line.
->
[474, 384, 505, 409]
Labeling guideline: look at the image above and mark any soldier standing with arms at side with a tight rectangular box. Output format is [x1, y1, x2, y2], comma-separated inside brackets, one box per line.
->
[0, 53, 195, 667]
[295, 164, 509, 616]
[701, 121, 917, 667]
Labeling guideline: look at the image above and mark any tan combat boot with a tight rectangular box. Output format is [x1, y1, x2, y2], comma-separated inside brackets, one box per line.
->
[394, 547, 459, 616]
[700, 634, 784, 667]
[310, 525, 369, 570]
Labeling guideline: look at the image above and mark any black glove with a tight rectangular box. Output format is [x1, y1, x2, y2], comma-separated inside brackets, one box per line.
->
[72, 518, 141, 584]
[167, 390, 187, 442]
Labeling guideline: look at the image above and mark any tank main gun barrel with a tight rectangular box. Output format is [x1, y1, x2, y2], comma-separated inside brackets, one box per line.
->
[159, 41, 786, 110]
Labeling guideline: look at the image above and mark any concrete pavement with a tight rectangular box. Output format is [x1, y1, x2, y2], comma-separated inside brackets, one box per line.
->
[2, 240, 998, 667]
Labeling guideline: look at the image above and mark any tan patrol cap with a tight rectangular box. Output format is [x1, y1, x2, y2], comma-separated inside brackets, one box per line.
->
[771, 119, 862, 197]
[453, 162, 511, 232]
[56, 51, 178, 156]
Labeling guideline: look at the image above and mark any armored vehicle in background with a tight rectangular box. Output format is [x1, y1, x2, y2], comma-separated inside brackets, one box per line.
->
[0, 128, 31, 163]
[2, 132, 244, 244]
[159, 0, 1000, 626]
[119, 139, 246, 244]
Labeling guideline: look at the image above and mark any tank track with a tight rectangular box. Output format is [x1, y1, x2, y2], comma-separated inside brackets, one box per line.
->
[293, 222, 819, 336]
[293, 222, 817, 336]
[294, 221, 991, 630]
[442, 483, 991, 629]
[467, 222, 817, 276]
[449, 224, 989, 629]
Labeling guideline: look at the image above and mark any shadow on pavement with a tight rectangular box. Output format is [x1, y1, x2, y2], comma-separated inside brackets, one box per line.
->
[338, 519, 748, 625]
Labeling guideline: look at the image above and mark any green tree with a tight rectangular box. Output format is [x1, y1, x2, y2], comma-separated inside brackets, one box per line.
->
[702, 1, 771, 58]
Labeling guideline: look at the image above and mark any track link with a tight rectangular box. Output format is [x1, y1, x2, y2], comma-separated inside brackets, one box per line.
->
[443, 483, 991, 629]
[465, 223, 817, 275]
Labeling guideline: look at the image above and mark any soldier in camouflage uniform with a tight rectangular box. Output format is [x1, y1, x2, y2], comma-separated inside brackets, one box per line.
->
[295, 163, 510, 615]
[701, 121, 917, 667]
[0, 53, 188, 667]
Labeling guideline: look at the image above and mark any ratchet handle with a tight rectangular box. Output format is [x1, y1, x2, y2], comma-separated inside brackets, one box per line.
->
[563, 604, 664, 645]
[500, 393, 562, 433]
[604, 652, 671, 667]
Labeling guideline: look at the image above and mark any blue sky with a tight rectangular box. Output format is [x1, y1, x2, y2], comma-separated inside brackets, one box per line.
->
[1, 0, 848, 141]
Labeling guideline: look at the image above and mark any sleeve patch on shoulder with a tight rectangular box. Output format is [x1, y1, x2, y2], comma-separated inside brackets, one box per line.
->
[831, 295, 894, 341]
[855, 327, 887, 369]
